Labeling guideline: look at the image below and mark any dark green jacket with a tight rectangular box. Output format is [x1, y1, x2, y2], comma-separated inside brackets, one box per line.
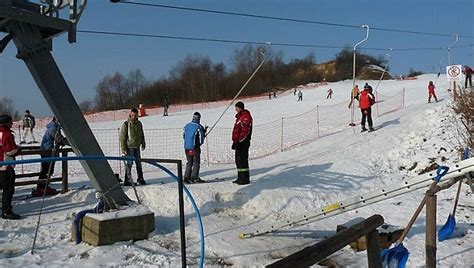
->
[120, 119, 145, 152]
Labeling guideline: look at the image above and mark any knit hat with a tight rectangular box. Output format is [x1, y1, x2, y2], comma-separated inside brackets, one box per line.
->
[25, 110, 30, 114]
[235, 101, 244, 110]
[0, 115, 13, 125]
[193, 111, 201, 121]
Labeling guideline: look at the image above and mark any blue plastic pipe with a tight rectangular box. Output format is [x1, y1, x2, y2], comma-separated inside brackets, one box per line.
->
[0, 155, 205, 267]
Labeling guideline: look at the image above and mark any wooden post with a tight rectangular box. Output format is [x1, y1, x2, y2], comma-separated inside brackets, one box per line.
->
[366, 230, 382, 268]
[426, 194, 437, 268]
[61, 150, 68, 193]
[453, 81, 456, 101]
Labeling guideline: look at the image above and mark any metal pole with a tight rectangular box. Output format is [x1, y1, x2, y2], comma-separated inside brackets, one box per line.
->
[177, 160, 187, 268]
[280, 117, 284, 152]
[316, 105, 320, 138]
[350, 25, 370, 126]
[447, 33, 459, 66]
[374, 52, 392, 94]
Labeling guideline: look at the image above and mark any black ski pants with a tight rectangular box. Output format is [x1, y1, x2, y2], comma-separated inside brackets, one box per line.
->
[184, 148, 201, 181]
[466, 74, 472, 88]
[235, 140, 250, 183]
[38, 151, 58, 189]
[361, 108, 373, 129]
[0, 169, 15, 214]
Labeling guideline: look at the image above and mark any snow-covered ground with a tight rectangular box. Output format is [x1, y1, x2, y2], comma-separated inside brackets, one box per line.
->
[1, 74, 472, 267]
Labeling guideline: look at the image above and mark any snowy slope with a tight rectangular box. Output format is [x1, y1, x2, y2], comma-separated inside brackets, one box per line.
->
[1, 74, 472, 267]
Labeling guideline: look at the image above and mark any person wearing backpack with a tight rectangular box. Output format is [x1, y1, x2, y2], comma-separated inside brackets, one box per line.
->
[359, 87, 375, 132]
[120, 108, 146, 186]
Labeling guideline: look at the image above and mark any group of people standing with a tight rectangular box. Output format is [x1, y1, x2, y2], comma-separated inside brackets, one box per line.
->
[119, 101, 253, 187]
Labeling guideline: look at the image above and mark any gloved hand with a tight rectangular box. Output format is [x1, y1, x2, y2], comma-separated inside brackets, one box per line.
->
[231, 143, 237, 150]
[121, 151, 127, 157]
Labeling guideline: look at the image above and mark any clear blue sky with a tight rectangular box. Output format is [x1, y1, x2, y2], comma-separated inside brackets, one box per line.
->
[0, 0, 473, 116]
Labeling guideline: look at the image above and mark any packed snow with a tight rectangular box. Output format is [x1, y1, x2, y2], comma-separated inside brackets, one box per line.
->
[1, 74, 472, 267]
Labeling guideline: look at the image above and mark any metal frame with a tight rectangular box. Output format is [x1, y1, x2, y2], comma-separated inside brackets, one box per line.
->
[240, 157, 474, 239]
[0, 0, 129, 208]
[141, 158, 187, 268]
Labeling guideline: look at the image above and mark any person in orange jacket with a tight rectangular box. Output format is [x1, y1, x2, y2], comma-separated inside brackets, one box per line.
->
[359, 87, 375, 132]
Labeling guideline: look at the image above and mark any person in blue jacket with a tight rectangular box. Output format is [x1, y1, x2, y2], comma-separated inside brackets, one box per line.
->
[33, 117, 68, 196]
[183, 112, 207, 183]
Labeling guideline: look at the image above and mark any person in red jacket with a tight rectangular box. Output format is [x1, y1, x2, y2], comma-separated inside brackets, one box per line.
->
[359, 88, 375, 132]
[463, 65, 472, 88]
[428, 81, 438, 103]
[0, 115, 21, 220]
[231, 101, 253, 185]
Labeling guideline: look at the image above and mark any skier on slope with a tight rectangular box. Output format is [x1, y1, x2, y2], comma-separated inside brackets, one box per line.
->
[183, 112, 207, 184]
[326, 88, 333, 99]
[232, 102, 253, 185]
[21, 110, 36, 144]
[428, 81, 438, 103]
[359, 87, 375, 132]
[33, 117, 68, 196]
[0, 115, 21, 219]
[297, 90, 303, 101]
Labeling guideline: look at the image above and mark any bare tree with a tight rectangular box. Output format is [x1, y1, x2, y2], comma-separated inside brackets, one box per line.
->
[0, 97, 19, 119]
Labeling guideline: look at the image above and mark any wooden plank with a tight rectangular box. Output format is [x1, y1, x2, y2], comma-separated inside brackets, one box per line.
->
[426, 195, 437, 268]
[15, 177, 62, 186]
[266, 214, 384, 268]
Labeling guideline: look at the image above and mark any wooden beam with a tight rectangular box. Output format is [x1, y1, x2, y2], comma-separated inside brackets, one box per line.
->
[426, 195, 437, 268]
[266, 215, 384, 268]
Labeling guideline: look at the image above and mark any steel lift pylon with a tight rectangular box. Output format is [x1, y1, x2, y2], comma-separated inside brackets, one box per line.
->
[0, 0, 129, 208]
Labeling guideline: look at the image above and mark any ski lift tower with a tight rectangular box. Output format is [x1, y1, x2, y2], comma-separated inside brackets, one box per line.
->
[0, 0, 129, 208]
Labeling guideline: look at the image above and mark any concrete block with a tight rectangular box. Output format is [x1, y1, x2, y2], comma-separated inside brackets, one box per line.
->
[79, 205, 155, 246]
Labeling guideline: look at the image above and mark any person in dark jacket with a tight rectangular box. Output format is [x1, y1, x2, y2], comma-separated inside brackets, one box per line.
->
[34, 117, 68, 196]
[21, 110, 36, 144]
[120, 109, 146, 186]
[0, 115, 21, 219]
[359, 88, 375, 132]
[231, 102, 253, 185]
[163, 98, 169, 116]
[183, 112, 207, 184]
[463, 65, 472, 88]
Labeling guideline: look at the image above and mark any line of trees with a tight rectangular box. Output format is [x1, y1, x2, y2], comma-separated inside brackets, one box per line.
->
[86, 46, 388, 112]
[0, 97, 18, 119]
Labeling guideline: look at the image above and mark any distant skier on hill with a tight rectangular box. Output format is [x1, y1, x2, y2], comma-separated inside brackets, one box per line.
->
[326, 88, 333, 99]
[21, 110, 36, 144]
[183, 112, 207, 184]
[163, 98, 169, 116]
[359, 87, 375, 132]
[297, 90, 303, 101]
[427, 81, 438, 103]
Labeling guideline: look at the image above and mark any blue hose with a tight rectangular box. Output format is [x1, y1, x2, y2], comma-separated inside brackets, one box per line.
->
[0, 155, 205, 267]
[73, 200, 104, 244]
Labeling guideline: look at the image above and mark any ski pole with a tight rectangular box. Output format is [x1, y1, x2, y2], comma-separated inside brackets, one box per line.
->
[31, 129, 64, 254]
[206, 44, 270, 137]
